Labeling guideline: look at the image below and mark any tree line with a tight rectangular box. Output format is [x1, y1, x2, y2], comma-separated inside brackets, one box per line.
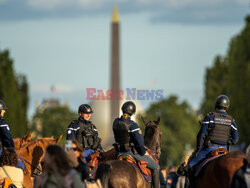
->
[0, 15, 249, 166]
[200, 16, 250, 145]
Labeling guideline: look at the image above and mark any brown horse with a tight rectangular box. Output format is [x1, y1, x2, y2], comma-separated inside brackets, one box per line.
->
[16, 135, 62, 188]
[95, 117, 161, 188]
[13, 132, 33, 150]
[195, 151, 246, 188]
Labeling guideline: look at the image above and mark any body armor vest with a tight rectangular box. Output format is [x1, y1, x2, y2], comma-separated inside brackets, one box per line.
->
[113, 118, 133, 152]
[206, 112, 232, 146]
[76, 120, 100, 150]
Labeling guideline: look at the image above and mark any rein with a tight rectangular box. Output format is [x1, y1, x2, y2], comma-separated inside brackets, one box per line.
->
[21, 157, 43, 176]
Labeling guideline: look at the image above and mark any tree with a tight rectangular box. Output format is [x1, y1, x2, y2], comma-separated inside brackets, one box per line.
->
[200, 56, 229, 114]
[227, 16, 250, 144]
[137, 96, 199, 166]
[31, 105, 78, 142]
[201, 15, 250, 145]
[0, 49, 29, 137]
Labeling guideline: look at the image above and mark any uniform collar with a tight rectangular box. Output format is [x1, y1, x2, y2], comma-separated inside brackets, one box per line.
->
[78, 117, 90, 124]
[215, 110, 227, 114]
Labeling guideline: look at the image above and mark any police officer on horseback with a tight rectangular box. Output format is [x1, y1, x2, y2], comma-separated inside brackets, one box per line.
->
[0, 100, 14, 149]
[0, 100, 25, 169]
[183, 95, 238, 187]
[113, 101, 160, 188]
[66, 104, 102, 161]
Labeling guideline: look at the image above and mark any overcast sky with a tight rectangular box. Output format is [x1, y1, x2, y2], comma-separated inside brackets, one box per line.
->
[0, 0, 249, 118]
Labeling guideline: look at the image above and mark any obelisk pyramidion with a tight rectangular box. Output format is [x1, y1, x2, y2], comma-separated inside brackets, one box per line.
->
[110, 5, 120, 123]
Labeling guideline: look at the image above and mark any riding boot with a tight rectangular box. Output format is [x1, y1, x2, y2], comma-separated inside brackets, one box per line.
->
[184, 165, 192, 188]
[185, 165, 195, 188]
[177, 163, 188, 176]
[184, 176, 190, 188]
[152, 168, 160, 188]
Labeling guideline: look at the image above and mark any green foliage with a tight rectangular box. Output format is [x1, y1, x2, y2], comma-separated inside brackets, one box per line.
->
[227, 16, 250, 144]
[200, 56, 229, 114]
[201, 15, 250, 145]
[137, 96, 199, 166]
[31, 106, 78, 143]
[0, 49, 29, 137]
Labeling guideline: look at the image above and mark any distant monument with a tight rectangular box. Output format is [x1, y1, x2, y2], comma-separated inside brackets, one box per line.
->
[110, 5, 121, 122]
[90, 6, 144, 149]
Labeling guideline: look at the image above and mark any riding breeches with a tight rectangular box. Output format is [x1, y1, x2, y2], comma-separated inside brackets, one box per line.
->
[120, 151, 160, 170]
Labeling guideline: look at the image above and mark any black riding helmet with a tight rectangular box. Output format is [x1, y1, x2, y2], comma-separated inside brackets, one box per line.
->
[78, 104, 93, 114]
[215, 95, 230, 110]
[122, 101, 136, 116]
[0, 100, 8, 111]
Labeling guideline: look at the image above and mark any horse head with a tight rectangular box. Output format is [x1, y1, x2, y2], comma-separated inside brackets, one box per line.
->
[16, 135, 63, 175]
[142, 116, 162, 159]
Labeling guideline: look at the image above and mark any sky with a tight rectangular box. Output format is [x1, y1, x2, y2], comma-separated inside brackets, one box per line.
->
[0, 0, 249, 119]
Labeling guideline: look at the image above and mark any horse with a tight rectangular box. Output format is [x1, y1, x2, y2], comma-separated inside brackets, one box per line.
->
[195, 151, 247, 188]
[13, 132, 33, 150]
[16, 135, 62, 188]
[95, 117, 161, 188]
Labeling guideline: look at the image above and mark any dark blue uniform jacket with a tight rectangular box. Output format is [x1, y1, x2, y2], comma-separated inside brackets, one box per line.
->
[66, 117, 98, 140]
[196, 110, 238, 151]
[121, 116, 147, 156]
[0, 117, 14, 149]
[66, 117, 102, 150]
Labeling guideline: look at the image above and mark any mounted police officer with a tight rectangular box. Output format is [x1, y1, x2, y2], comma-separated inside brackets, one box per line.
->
[66, 104, 102, 162]
[0, 100, 25, 169]
[0, 100, 14, 149]
[113, 101, 160, 188]
[184, 95, 238, 187]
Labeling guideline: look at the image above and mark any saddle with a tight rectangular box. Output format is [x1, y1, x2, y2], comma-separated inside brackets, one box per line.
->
[88, 148, 117, 178]
[194, 148, 228, 177]
[117, 154, 152, 182]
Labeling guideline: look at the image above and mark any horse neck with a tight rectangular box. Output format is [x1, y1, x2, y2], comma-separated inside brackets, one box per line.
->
[144, 130, 160, 152]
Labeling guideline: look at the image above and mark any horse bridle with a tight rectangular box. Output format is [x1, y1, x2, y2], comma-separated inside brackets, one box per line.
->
[20, 156, 43, 177]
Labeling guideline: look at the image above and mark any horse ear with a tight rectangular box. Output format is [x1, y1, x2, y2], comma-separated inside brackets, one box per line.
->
[156, 117, 160, 125]
[55, 135, 63, 143]
[141, 116, 147, 126]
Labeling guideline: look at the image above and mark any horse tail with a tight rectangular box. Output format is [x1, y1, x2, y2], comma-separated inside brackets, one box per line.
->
[95, 162, 111, 188]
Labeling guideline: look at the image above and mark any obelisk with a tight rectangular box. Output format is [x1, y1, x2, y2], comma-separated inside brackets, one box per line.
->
[110, 5, 120, 124]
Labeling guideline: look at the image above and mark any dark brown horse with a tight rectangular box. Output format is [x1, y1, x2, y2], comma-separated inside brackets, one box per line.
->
[95, 117, 161, 188]
[16, 136, 62, 188]
[195, 151, 246, 188]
